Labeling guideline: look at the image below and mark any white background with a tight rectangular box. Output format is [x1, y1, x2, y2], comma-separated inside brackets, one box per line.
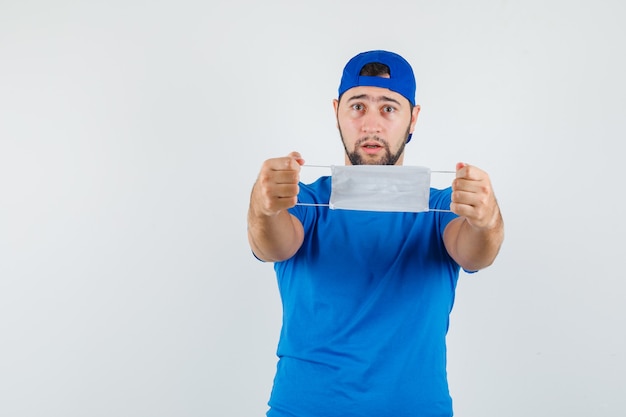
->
[1, 1, 625, 416]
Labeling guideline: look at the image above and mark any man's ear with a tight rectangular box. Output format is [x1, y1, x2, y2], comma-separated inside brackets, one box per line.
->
[332, 98, 340, 129]
[409, 104, 421, 133]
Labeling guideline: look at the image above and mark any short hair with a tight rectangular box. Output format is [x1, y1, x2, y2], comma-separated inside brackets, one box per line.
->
[359, 62, 390, 77]
[357, 62, 414, 111]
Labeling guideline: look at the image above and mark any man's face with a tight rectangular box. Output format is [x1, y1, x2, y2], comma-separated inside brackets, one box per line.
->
[333, 85, 420, 166]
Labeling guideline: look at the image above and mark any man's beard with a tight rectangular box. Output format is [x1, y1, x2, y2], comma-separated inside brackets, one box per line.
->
[339, 125, 411, 166]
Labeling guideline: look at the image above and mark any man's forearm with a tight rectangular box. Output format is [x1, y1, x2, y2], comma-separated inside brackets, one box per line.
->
[247, 205, 304, 263]
[445, 213, 504, 272]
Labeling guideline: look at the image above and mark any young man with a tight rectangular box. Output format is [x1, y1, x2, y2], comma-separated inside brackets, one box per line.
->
[248, 50, 504, 417]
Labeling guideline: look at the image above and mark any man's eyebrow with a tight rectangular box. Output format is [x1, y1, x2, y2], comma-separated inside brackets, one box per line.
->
[347, 94, 402, 105]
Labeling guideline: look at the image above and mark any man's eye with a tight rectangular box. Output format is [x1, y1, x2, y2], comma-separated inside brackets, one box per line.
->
[382, 106, 395, 113]
[352, 104, 364, 111]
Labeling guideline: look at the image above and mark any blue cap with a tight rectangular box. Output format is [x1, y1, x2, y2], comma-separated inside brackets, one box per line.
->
[338, 50, 416, 106]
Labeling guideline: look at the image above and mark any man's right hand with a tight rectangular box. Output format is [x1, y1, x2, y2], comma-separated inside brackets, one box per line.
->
[247, 152, 306, 262]
[251, 151, 305, 217]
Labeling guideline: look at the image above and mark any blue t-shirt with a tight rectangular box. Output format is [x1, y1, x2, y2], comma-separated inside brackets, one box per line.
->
[268, 176, 461, 417]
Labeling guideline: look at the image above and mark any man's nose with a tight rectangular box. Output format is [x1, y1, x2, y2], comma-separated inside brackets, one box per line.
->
[361, 112, 382, 134]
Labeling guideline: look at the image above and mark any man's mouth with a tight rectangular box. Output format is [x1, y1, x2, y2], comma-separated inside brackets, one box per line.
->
[361, 141, 384, 155]
[361, 143, 384, 155]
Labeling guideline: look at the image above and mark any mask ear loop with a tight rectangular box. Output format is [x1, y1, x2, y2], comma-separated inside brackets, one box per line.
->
[294, 165, 332, 207]
[295, 165, 454, 213]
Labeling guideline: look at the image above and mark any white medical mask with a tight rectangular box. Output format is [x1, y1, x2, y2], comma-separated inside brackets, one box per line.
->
[297, 165, 452, 213]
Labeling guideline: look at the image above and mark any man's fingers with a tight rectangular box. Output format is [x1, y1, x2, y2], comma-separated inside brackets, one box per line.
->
[264, 157, 301, 172]
[451, 162, 500, 229]
[254, 181, 300, 214]
[287, 151, 305, 166]
[455, 162, 485, 181]
[453, 178, 491, 194]
[253, 153, 304, 216]
[272, 183, 300, 199]
[256, 171, 300, 195]
[273, 170, 300, 185]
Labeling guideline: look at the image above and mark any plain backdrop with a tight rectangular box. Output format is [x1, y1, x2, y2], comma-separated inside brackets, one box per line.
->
[1, 1, 625, 416]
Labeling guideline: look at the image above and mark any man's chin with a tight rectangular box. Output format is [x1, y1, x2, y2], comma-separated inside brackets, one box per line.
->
[348, 153, 374, 166]
[353, 151, 392, 165]
[361, 158, 385, 165]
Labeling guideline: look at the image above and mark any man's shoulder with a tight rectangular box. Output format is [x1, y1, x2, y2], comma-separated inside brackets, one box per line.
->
[298, 176, 331, 197]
